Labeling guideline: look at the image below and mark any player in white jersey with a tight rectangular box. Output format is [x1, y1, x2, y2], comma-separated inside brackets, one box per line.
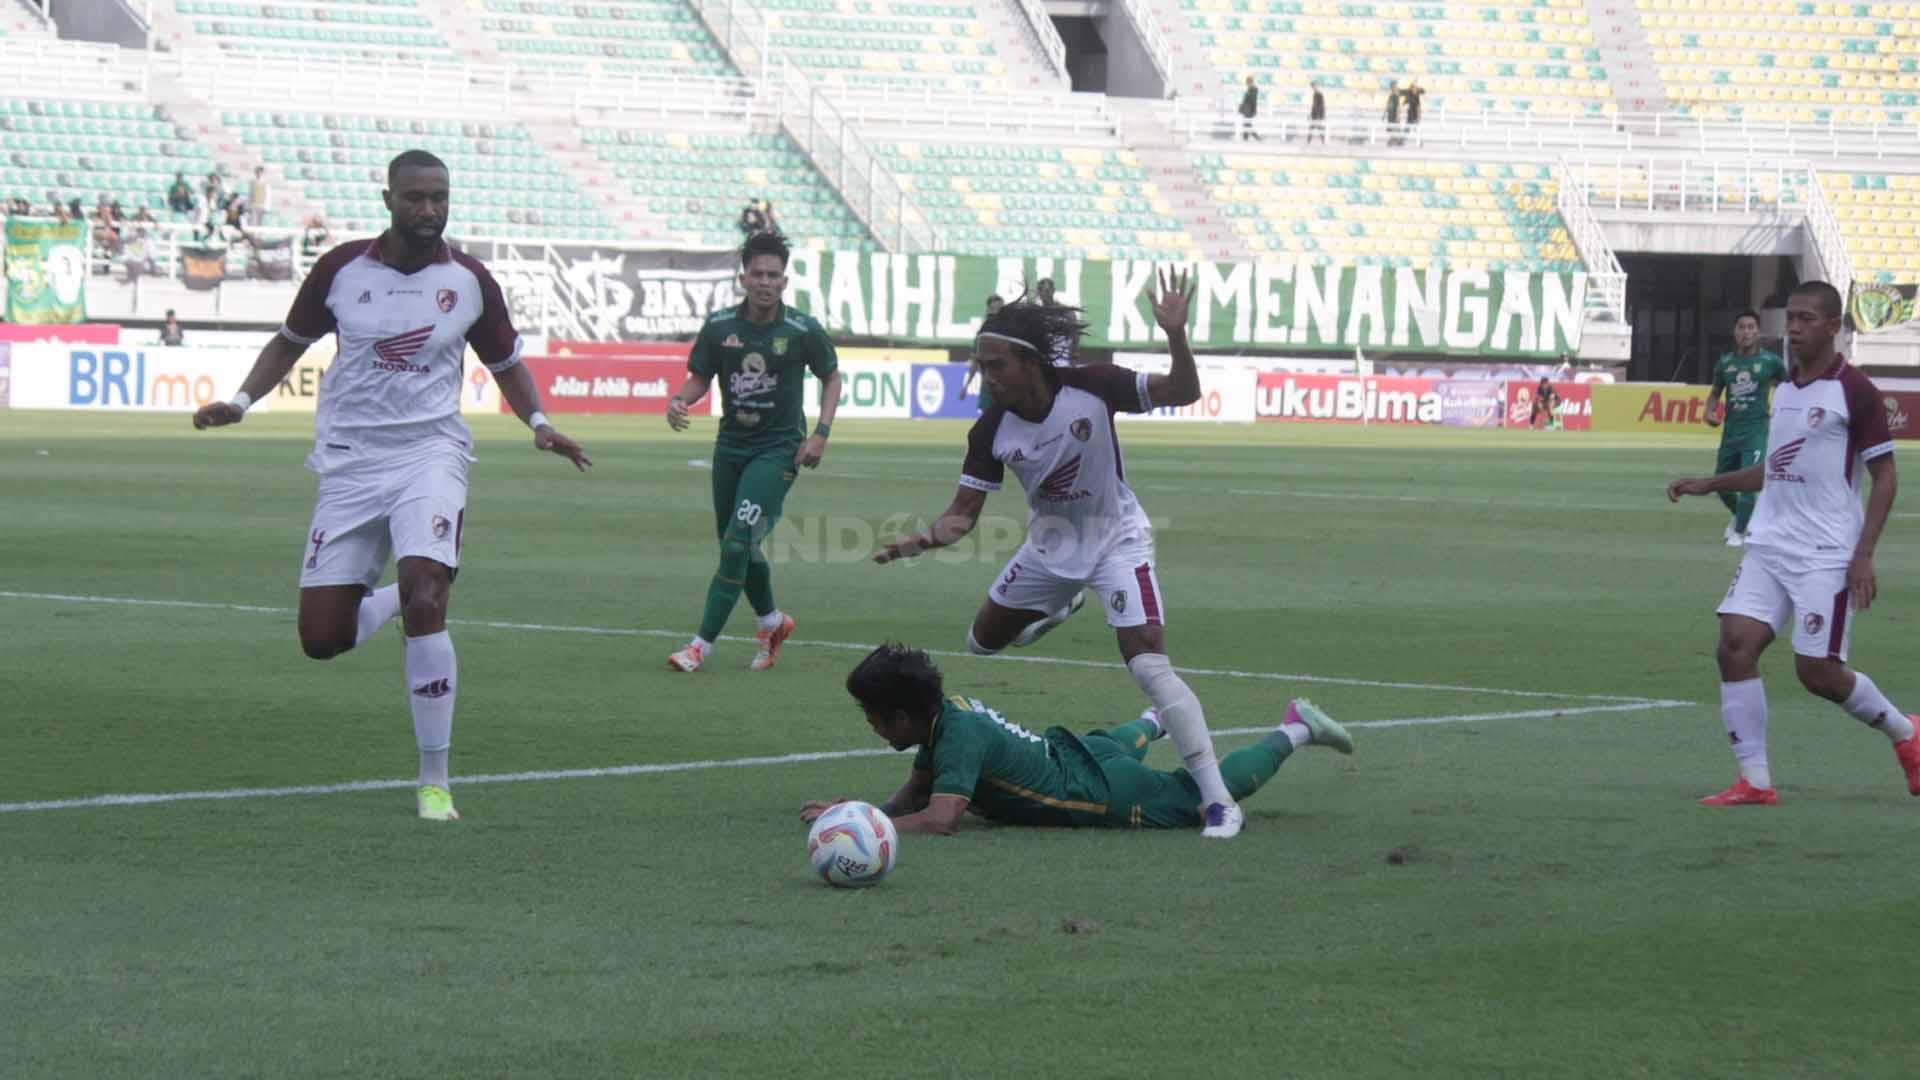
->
[872, 270, 1248, 839]
[191, 150, 591, 822]
[1668, 280, 1920, 805]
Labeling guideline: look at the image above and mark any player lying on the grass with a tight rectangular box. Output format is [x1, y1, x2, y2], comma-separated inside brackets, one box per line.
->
[192, 149, 591, 822]
[1667, 279, 1920, 806]
[799, 643, 1354, 834]
[870, 271, 1252, 840]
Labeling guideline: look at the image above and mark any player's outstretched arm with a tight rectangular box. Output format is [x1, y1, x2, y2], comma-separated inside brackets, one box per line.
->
[1668, 464, 1761, 501]
[1850, 454, 1896, 611]
[666, 373, 712, 432]
[800, 768, 932, 824]
[1144, 266, 1201, 408]
[192, 333, 308, 429]
[890, 794, 968, 836]
[496, 360, 592, 470]
[873, 485, 987, 563]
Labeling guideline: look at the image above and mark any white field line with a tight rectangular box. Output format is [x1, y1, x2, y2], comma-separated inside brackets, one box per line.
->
[0, 590, 1662, 705]
[0, 699, 1693, 814]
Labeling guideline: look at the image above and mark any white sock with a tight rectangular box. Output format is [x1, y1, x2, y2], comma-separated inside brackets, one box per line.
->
[405, 631, 456, 788]
[1127, 653, 1233, 807]
[354, 583, 400, 648]
[1841, 671, 1916, 742]
[1281, 721, 1311, 750]
[690, 635, 712, 654]
[756, 610, 785, 632]
[1722, 677, 1771, 789]
[966, 628, 999, 656]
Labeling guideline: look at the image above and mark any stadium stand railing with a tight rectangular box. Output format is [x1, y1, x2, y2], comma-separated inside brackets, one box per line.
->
[1566, 155, 1813, 214]
[0, 37, 149, 99]
[1552, 157, 1625, 320]
[1118, 0, 1175, 88]
[170, 47, 512, 118]
[682, 0, 943, 250]
[1805, 172, 1857, 298]
[1011, 0, 1069, 86]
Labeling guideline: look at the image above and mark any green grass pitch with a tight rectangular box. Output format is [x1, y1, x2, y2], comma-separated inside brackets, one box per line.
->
[4, 411, 1919, 1078]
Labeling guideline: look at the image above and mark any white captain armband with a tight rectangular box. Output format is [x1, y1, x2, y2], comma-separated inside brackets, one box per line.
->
[527, 411, 551, 431]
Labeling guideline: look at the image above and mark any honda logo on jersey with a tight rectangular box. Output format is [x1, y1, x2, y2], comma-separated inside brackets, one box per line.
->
[1035, 454, 1093, 502]
[436, 288, 458, 313]
[373, 325, 435, 373]
[1767, 436, 1807, 483]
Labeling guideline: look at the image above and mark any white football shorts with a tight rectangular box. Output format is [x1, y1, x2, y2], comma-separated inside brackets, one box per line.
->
[299, 450, 469, 590]
[1716, 547, 1854, 661]
[988, 533, 1165, 629]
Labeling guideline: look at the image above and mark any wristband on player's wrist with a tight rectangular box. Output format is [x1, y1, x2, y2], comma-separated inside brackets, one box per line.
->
[229, 389, 253, 413]
[527, 410, 551, 431]
[813, 421, 831, 439]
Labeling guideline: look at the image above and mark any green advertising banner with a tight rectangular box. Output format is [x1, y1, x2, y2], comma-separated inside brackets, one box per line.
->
[4, 217, 88, 324]
[778, 252, 1587, 357]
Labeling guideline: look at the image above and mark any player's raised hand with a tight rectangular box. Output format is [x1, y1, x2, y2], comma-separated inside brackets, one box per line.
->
[1149, 266, 1195, 336]
[1848, 553, 1878, 612]
[1666, 476, 1712, 502]
[666, 396, 692, 432]
[872, 534, 924, 564]
[794, 434, 827, 470]
[800, 799, 851, 824]
[192, 401, 245, 430]
[535, 425, 593, 471]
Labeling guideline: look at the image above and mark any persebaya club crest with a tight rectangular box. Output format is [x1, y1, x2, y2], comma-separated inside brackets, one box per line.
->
[772, 337, 789, 356]
[1851, 283, 1915, 334]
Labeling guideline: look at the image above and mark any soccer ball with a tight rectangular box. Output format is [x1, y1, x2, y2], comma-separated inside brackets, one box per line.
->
[806, 801, 898, 887]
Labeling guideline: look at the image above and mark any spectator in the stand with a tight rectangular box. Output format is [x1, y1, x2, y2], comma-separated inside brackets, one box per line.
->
[168, 172, 194, 215]
[53, 201, 72, 226]
[1030, 280, 1076, 366]
[1307, 81, 1327, 145]
[203, 170, 226, 212]
[221, 195, 249, 242]
[302, 213, 331, 258]
[133, 205, 156, 228]
[160, 309, 185, 347]
[92, 201, 121, 257]
[1238, 75, 1261, 141]
[1384, 81, 1404, 145]
[248, 166, 270, 227]
[738, 198, 769, 238]
[762, 200, 780, 236]
[1403, 80, 1425, 137]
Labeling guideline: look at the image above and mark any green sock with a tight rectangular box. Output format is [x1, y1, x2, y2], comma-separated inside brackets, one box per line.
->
[697, 536, 753, 642]
[1106, 718, 1158, 761]
[1218, 731, 1295, 802]
[1733, 491, 1757, 533]
[743, 555, 775, 618]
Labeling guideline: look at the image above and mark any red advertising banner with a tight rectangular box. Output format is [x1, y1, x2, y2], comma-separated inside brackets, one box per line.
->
[546, 340, 691, 359]
[0, 322, 118, 344]
[1255, 372, 1446, 425]
[1884, 391, 1920, 440]
[1504, 380, 1592, 431]
[512, 353, 688, 414]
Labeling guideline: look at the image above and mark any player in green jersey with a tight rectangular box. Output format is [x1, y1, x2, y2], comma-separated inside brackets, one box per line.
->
[800, 643, 1356, 834]
[1704, 309, 1787, 546]
[664, 232, 842, 672]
